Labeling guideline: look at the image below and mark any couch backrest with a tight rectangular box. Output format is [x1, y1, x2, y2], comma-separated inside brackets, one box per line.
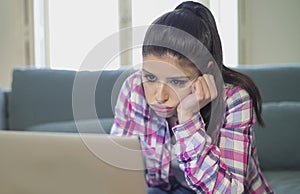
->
[8, 68, 134, 130]
[235, 64, 300, 102]
[0, 85, 5, 130]
[8, 65, 300, 170]
[236, 64, 300, 171]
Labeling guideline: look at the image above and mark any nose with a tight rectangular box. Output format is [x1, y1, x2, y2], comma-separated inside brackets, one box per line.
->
[155, 82, 169, 104]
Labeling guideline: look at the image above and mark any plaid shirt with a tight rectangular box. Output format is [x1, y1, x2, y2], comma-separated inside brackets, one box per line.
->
[111, 71, 273, 194]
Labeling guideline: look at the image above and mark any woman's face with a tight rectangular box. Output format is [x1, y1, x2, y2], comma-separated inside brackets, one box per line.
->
[142, 54, 199, 118]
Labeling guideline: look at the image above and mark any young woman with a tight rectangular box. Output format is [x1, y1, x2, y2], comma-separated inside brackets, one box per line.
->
[111, 1, 273, 193]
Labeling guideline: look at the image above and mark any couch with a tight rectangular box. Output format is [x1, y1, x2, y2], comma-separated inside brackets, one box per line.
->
[0, 64, 300, 193]
[234, 65, 300, 193]
[0, 68, 134, 134]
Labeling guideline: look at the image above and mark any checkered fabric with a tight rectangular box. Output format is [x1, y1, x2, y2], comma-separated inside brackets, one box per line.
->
[111, 71, 273, 194]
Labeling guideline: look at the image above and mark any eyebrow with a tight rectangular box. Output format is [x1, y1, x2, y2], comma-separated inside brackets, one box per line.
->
[142, 69, 190, 80]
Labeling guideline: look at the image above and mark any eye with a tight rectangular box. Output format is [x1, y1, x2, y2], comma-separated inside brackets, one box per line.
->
[169, 80, 187, 87]
[144, 74, 157, 82]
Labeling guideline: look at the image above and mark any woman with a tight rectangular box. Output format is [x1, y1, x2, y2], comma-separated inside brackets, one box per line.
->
[111, 1, 273, 193]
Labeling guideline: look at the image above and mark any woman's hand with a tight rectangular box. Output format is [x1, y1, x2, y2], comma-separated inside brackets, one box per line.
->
[177, 74, 218, 123]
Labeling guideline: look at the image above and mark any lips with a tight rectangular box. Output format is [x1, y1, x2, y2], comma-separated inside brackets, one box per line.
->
[150, 104, 174, 113]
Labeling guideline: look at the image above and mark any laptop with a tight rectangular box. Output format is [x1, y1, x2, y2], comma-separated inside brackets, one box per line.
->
[0, 131, 147, 194]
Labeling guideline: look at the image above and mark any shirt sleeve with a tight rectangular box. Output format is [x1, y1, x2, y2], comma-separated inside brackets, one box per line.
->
[110, 78, 132, 136]
[172, 87, 253, 193]
[110, 74, 164, 187]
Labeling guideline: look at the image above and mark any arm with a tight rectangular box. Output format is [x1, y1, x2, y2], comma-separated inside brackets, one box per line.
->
[172, 87, 253, 193]
[110, 74, 144, 136]
[110, 78, 132, 136]
[110, 74, 165, 187]
[110, 72, 148, 137]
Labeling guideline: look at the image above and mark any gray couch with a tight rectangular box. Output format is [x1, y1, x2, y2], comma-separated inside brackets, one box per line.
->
[0, 65, 300, 193]
[0, 68, 134, 134]
[234, 65, 300, 193]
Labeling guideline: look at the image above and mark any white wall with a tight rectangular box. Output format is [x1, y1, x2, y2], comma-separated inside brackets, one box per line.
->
[210, 0, 238, 67]
[0, 0, 34, 89]
[239, 0, 300, 65]
[1, 0, 299, 89]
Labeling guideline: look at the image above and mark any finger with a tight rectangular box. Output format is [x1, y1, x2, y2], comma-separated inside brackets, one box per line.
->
[207, 61, 214, 69]
[203, 74, 216, 100]
[194, 76, 210, 101]
[203, 74, 217, 100]
[206, 61, 214, 74]
[200, 76, 211, 100]
[208, 75, 218, 100]
[192, 77, 204, 100]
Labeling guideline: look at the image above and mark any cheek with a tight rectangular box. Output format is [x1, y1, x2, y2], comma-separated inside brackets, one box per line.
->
[167, 89, 180, 104]
[165, 87, 191, 106]
[171, 87, 192, 103]
[142, 82, 156, 103]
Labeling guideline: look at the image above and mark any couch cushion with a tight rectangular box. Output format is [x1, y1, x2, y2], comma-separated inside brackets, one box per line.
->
[9, 68, 132, 130]
[235, 64, 300, 102]
[254, 102, 300, 171]
[264, 171, 300, 194]
[27, 118, 114, 134]
[9, 69, 76, 130]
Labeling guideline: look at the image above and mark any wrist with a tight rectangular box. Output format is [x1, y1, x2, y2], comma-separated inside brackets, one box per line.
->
[172, 112, 205, 141]
[177, 110, 198, 124]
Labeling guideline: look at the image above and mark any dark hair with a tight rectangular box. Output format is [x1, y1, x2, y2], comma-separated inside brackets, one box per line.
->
[142, 1, 264, 127]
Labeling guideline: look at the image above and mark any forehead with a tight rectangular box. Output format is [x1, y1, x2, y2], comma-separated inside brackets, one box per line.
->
[143, 54, 198, 77]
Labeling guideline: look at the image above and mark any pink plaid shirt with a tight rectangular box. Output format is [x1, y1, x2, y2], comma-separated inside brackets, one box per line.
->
[111, 71, 273, 193]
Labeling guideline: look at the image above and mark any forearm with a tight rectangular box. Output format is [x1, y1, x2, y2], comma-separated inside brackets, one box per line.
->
[172, 113, 244, 193]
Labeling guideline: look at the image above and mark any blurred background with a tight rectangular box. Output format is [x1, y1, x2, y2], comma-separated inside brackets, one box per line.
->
[1, 0, 300, 89]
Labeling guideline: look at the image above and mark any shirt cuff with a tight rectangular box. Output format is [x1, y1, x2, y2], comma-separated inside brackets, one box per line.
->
[172, 112, 206, 140]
